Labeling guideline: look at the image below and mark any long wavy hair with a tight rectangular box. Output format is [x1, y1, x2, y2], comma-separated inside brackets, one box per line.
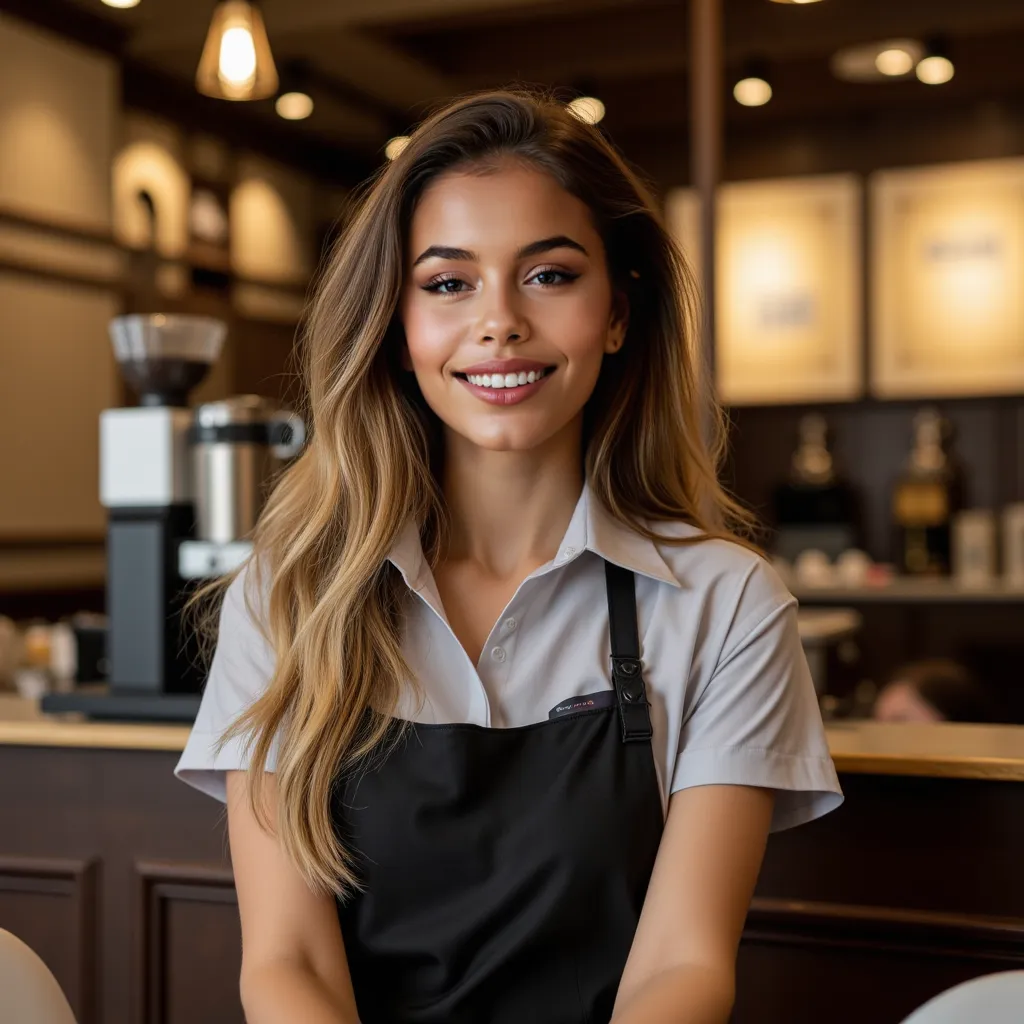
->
[190, 88, 752, 899]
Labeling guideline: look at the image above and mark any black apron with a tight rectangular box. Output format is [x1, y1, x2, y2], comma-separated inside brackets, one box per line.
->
[331, 561, 665, 1024]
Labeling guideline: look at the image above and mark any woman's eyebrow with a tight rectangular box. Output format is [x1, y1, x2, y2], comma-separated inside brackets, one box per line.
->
[411, 235, 589, 267]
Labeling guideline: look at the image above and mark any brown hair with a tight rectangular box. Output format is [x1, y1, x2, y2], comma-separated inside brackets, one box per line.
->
[190, 88, 752, 898]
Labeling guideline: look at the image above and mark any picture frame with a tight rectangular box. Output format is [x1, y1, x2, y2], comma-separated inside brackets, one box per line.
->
[666, 174, 863, 406]
[871, 156, 1024, 398]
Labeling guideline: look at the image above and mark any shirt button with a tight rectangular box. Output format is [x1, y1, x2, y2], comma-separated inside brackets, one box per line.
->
[504, 617, 517, 632]
[491, 646, 506, 662]
[561, 546, 577, 560]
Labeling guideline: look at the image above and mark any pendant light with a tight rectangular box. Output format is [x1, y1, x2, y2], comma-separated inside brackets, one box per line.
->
[196, 1, 279, 102]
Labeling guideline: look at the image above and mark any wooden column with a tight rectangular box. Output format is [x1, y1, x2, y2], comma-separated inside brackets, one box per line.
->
[690, 0, 723, 378]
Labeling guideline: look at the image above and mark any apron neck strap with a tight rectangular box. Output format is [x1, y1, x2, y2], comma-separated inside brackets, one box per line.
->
[604, 562, 654, 743]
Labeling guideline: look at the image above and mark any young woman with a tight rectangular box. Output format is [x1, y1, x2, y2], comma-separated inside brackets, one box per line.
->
[176, 90, 843, 1024]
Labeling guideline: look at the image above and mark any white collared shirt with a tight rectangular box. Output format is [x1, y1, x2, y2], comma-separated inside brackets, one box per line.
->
[176, 483, 843, 832]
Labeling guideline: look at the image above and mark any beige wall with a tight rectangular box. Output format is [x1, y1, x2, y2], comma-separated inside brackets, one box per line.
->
[0, 275, 119, 537]
[0, 13, 116, 230]
[0, 15, 120, 552]
[231, 155, 314, 284]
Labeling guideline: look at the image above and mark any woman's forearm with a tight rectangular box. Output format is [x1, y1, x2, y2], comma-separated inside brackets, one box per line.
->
[611, 963, 735, 1024]
[241, 960, 360, 1024]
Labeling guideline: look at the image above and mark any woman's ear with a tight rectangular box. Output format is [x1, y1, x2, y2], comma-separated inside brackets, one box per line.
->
[605, 289, 630, 354]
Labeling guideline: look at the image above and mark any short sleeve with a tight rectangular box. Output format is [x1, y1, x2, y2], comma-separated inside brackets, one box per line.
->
[670, 558, 844, 832]
[174, 562, 279, 803]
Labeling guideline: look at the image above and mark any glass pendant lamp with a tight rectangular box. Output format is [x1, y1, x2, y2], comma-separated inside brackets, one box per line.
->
[196, 1, 279, 101]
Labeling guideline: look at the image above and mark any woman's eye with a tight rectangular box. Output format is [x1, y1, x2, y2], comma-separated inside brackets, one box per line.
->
[529, 268, 578, 287]
[424, 276, 467, 294]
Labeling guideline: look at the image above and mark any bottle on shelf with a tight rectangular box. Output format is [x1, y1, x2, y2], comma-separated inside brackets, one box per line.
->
[891, 408, 963, 576]
[772, 413, 860, 564]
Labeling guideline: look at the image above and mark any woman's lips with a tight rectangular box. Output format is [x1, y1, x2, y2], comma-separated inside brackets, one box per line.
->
[455, 368, 555, 406]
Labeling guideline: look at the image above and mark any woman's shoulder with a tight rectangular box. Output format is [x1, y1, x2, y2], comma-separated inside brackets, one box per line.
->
[645, 518, 793, 614]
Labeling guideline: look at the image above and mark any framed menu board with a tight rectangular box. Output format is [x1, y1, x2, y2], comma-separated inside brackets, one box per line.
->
[666, 175, 863, 406]
[871, 157, 1024, 397]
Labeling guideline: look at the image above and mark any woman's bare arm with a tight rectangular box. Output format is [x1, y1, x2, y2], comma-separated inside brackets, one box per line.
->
[226, 770, 361, 1024]
[611, 784, 775, 1024]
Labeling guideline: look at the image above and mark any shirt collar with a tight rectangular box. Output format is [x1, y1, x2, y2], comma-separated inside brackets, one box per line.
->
[568, 482, 683, 589]
[387, 480, 682, 591]
[387, 517, 428, 591]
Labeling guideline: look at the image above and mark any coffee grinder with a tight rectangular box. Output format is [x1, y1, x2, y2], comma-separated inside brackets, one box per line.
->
[43, 314, 237, 721]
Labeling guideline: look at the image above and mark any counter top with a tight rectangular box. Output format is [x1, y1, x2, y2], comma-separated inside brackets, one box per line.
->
[0, 693, 189, 751]
[2, 694, 1024, 781]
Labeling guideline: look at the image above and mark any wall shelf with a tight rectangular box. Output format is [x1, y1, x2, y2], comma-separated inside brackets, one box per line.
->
[791, 578, 1024, 605]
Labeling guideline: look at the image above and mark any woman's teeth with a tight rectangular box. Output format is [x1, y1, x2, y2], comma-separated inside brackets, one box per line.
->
[465, 370, 545, 389]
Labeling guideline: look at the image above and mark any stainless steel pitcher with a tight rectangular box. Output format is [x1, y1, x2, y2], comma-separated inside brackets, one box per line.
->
[189, 395, 305, 544]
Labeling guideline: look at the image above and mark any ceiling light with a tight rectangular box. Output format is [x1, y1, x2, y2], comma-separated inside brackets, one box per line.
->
[196, 1, 279, 101]
[734, 76, 772, 106]
[102, 0, 141, 7]
[734, 60, 772, 107]
[876, 47, 915, 77]
[832, 39, 925, 83]
[769, 0, 824, 4]
[916, 55, 954, 85]
[567, 95, 606, 125]
[276, 91, 314, 120]
[385, 136, 410, 161]
[917, 39, 955, 86]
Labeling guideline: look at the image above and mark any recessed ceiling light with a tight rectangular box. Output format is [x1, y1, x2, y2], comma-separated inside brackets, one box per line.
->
[567, 95, 606, 125]
[385, 136, 410, 161]
[876, 48, 915, 76]
[276, 91, 313, 120]
[831, 39, 924, 83]
[102, 0, 141, 7]
[917, 54, 955, 86]
[734, 76, 772, 107]
[769, 0, 824, 4]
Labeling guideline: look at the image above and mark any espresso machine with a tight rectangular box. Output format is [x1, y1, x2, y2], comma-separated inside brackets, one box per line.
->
[42, 314, 304, 721]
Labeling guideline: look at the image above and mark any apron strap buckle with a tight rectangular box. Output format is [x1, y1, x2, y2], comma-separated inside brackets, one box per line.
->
[611, 657, 653, 742]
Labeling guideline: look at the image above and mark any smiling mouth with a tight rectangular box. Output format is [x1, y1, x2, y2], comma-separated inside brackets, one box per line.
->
[453, 366, 556, 390]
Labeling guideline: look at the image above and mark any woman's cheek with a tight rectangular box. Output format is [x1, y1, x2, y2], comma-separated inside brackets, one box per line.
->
[403, 304, 454, 375]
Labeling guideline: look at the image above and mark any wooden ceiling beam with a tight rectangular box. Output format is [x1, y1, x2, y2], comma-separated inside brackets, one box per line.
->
[126, 0, 576, 56]
[417, 0, 1024, 88]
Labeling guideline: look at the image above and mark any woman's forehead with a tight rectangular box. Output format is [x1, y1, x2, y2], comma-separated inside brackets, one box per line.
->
[408, 162, 600, 256]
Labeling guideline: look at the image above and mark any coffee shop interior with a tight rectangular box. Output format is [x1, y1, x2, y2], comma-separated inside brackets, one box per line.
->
[1, 0, 1023, 1021]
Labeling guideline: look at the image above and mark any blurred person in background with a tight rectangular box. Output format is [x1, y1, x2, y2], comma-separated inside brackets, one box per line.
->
[874, 658, 1001, 724]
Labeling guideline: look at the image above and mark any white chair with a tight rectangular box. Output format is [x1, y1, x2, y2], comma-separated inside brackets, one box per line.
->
[0, 929, 77, 1024]
[900, 970, 1024, 1024]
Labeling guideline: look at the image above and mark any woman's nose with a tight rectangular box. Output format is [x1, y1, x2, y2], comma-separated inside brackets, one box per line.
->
[479, 283, 530, 344]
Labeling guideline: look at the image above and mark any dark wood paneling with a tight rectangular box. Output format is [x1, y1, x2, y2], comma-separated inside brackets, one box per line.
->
[2, 746, 1024, 1022]
[135, 862, 242, 1024]
[730, 771, 1024, 1023]
[0, 745, 239, 1024]
[738, 898, 1024, 1023]
[0, 856, 98, 1024]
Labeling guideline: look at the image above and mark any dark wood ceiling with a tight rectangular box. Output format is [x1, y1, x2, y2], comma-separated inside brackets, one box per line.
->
[8, 0, 1024, 186]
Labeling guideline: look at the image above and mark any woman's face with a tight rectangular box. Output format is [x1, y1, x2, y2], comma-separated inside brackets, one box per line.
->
[399, 159, 626, 453]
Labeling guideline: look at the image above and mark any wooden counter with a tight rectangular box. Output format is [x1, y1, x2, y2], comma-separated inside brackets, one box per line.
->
[3, 694, 1024, 782]
[1, 694, 1024, 1024]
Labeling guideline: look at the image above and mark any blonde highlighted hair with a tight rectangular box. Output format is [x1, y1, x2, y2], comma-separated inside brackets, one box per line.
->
[190, 89, 752, 899]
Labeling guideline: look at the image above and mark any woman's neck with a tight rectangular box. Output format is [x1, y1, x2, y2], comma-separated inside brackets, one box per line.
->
[440, 421, 583, 581]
